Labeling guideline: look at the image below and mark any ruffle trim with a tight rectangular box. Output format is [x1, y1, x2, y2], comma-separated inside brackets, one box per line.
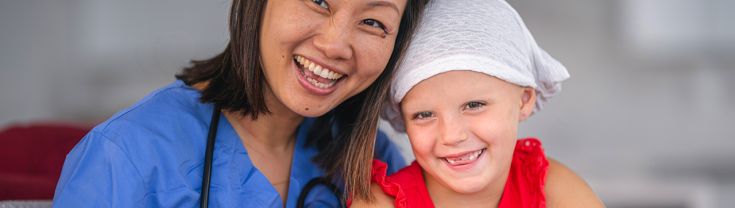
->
[371, 160, 410, 208]
[511, 138, 549, 208]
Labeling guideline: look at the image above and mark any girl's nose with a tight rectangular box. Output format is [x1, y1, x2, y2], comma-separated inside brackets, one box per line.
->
[439, 114, 469, 146]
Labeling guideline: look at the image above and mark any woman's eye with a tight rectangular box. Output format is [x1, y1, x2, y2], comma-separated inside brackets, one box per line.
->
[463, 101, 486, 111]
[362, 19, 387, 31]
[413, 112, 434, 120]
[311, 0, 329, 9]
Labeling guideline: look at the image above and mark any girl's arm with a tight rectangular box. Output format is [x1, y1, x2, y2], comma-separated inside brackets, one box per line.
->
[545, 158, 605, 207]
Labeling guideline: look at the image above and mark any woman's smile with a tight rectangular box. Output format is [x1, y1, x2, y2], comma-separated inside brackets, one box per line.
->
[294, 55, 346, 95]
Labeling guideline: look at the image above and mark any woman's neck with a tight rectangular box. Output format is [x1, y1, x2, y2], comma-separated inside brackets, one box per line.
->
[424, 171, 507, 208]
[196, 82, 302, 205]
[195, 81, 304, 150]
[225, 111, 302, 150]
[222, 87, 303, 205]
[224, 88, 304, 150]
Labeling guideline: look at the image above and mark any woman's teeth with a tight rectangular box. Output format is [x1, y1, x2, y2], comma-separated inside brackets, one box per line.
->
[295, 55, 344, 80]
[444, 149, 485, 165]
[306, 77, 334, 89]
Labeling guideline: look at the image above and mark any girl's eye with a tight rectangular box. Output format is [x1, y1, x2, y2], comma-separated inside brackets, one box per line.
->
[463, 101, 486, 111]
[311, 0, 329, 9]
[413, 111, 434, 120]
[362, 19, 387, 31]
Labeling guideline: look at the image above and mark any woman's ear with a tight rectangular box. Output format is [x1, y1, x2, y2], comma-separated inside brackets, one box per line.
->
[519, 87, 536, 121]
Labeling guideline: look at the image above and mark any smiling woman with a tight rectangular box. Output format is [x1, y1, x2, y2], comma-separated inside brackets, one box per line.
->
[52, 0, 428, 207]
[257, 0, 405, 116]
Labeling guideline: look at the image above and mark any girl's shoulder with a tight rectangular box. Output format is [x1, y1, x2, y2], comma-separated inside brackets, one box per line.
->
[354, 160, 433, 208]
[512, 138, 547, 168]
[499, 138, 549, 207]
[505, 138, 604, 207]
[520, 138, 604, 207]
[545, 158, 605, 207]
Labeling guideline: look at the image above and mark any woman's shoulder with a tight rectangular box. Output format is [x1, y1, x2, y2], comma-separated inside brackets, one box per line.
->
[55, 81, 216, 205]
[544, 158, 605, 207]
[102, 80, 204, 126]
[94, 80, 209, 137]
[78, 80, 213, 170]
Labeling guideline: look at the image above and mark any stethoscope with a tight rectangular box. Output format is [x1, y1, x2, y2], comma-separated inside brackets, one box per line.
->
[199, 107, 345, 208]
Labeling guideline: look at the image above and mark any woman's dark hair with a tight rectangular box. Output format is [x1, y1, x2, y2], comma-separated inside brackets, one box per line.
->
[176, 0, 428, 201]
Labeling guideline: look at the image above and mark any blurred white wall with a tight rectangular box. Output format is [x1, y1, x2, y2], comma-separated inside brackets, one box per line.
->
[0, 0, 230, 124]
[1, 0, 733, 207]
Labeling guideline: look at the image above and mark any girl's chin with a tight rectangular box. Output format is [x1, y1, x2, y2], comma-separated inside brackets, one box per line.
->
[434, 166, 501, 194]
[445, 177, 489, 194]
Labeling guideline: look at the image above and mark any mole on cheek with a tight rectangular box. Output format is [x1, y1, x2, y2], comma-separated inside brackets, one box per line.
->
[305, 108, 309, 111]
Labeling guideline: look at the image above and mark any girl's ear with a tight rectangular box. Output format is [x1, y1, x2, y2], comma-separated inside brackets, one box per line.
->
[519, 87, 536, 121]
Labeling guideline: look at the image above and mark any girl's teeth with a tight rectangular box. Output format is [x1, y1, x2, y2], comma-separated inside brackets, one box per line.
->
[444, 149, 483, 165]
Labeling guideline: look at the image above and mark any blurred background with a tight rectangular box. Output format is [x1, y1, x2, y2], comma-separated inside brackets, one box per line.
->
[0, 0, 733, 207]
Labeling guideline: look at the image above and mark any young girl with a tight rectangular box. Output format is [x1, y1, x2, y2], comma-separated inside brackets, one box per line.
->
[352, 0, 603, 207]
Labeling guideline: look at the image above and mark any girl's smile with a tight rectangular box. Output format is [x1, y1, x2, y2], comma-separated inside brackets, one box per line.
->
[440, 147, 487, 171]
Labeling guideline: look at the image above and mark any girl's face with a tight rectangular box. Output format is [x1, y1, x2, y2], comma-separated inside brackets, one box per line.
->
[401, 70, 536, 195]
[259, 0, 407, 117]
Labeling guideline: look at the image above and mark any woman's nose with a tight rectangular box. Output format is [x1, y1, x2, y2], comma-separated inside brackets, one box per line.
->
[439, 115, 469, 146]
[313, 17, 353, 60]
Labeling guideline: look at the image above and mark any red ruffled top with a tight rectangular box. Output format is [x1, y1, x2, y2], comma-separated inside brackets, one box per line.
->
[369, 138, 548, 208]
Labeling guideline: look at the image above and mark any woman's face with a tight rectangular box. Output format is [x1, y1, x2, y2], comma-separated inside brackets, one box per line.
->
[401, 71, 535, 195]
[259, 0, 407, 117]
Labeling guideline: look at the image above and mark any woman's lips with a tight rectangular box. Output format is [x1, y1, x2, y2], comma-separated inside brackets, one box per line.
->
[293, 56, 344, 95]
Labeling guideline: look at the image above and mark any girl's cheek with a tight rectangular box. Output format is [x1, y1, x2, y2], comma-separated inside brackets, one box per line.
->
[409, 131, 435, 156]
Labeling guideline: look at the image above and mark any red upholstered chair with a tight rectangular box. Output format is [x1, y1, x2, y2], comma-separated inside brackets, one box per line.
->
[0, 123, 89, 200]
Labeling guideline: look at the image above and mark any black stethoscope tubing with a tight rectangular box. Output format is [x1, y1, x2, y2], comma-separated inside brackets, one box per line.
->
[200, 107, 344, 208]
[200, 106, 221, 208]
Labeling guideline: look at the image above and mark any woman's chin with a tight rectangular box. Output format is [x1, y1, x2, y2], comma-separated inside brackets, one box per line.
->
[284, 100, 335, 118]
[293, 108, 328, 118]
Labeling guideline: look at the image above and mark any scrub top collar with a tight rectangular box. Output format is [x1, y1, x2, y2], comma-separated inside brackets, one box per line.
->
[213, 110, 329, 207]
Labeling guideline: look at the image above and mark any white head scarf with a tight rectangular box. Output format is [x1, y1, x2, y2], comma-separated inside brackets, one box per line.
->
[383, 0, 570, 132]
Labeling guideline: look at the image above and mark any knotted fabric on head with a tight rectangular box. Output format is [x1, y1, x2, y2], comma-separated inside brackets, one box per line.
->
[382, 0, 570, 132]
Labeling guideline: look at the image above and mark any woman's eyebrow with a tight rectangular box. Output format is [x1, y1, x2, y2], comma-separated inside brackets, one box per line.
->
[367, 0, 400, 15]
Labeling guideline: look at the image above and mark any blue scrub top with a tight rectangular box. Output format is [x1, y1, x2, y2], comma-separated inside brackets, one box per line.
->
[52, 80, 406, 207]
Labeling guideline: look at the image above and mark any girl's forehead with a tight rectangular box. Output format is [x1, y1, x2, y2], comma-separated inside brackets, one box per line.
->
[410, 70, 519, 93]
[402, 71, 519, 104]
